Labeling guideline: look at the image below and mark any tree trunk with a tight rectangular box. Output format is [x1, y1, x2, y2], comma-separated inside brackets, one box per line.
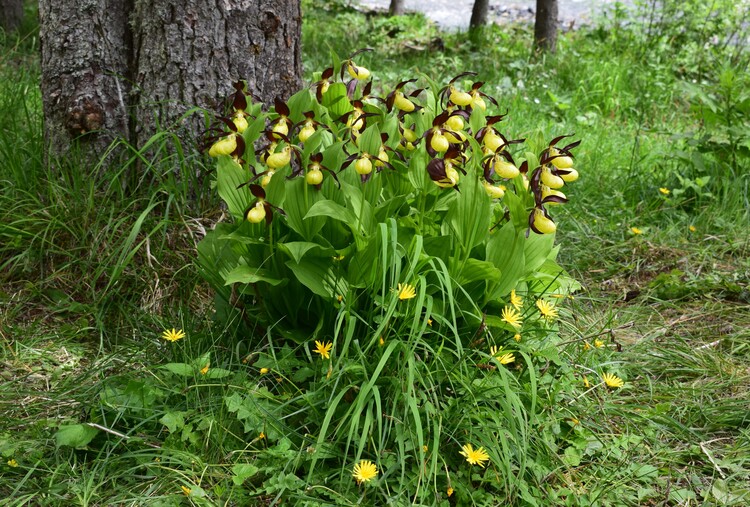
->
[534, 0, 558, 52]
[470, 0, 490, 29]
[39, 0, 302, 163]
[388, 0, 405, 16]
[0, 0, 24, 33]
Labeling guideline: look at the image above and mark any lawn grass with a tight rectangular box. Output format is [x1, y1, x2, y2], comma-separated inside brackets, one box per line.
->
[1, 0, 749, 505]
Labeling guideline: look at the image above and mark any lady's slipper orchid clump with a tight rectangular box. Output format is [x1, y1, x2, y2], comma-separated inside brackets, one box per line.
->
[528, 135, 581, 234]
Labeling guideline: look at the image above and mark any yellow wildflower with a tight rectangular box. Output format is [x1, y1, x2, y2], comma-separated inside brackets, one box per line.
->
[602, 372, 624, 388]
[7, 458, 18, 467]
[594, 339, 605, 348]
[397, 283, 417, 300]
[161, 328, 185, 342]
[459, 443, 490, 467]
[181, 485, 192, 496]
[260, 367, 269, 375]
[583, 376, 590, 388]
[447, 486, 454, 497]
[352, 459, 378, 484]
[313, 340, 333, 359]
[200, 363, 209, 375]
[501, 306, 523, 328]
[659, 187, 670, 195]
[630, 227, 643, 235]
[536, 299, 558, 321]
[510, 289, 523, 310]
[513, 333, 522, 342]
[689, 225, 697, 233]
[490, 345, 515, 365]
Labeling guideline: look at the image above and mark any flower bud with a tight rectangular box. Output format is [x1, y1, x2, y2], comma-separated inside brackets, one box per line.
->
[449, 87, 472, 106]
[305, 169, 323, 186]
[483, 181, 505, 199]
[445, 115, 464, 131]
[483, 131, 503, 153]
[266, 147, 291, 169]
[261, 170, 274, 188]
[430, 132, 450, 153]
[493, 158, 519, 179]
[208, 134, 237, 157]
[347, 62, 370, 80]
[272, 119, 289, 136]
[245, 203, 266, 223]
[559, 168, 579, 182]
[299, 123, 316, 142]
[540, 167, 565, 189]
[354, 156, 373, 175]
[532, 208, 556, 234]
[551, 155, 573, 169]
[232, 114, 248, 134]
[393, 92, 415, 112]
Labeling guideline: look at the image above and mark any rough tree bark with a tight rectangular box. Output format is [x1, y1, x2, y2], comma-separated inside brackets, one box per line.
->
[39, 0, 302, 162]
[388, 0, 405, 16]
[470, 0, 490, 29]
[0, 0, 24, 33]
[534, 0, 559, 52]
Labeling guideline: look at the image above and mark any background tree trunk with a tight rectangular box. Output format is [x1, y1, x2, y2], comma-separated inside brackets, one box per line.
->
[0, 0, 24, 33]
[534, 0, 559, 52]
[39, 0, 302, 163]
[388, 0, 405, 16]
[470, 0, 490, 29]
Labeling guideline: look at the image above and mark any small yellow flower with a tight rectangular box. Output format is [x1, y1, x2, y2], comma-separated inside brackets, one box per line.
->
[397, 283, 417, 300]
[447, 486, 454, 497]
[379, 336, 385, 346]
[313, 340, 333, 359]
[259, 432, 266, 440]
[536, 299, 558, 321]
[427, 318, 433, 327]
[490, 345, 515, 365]
[689, 225, 697, 233]
[260, 367, 270, 375]
[162, 328, 185, 342]
[422, 445, 429, 452]
[594, 339, 605, 348]
[583, 376, 590, 388]
[7, 458, 18, 467]
[200, 363, 209, 375]
[337, 294, 344, 303]
[510, 289, 523, 310]
[181, 485, 192, 496]
[459, 443, 490, 467]
[513, 333, 522, 342]
[583, 341, 591, 351]
[630, 227, 643, 235]
[569, 417, 580, 426]
[602, 372, 624, 389]
[352, 459, 378, 484]
[501, 306, 523, 328]
[659, 187, 670, 195]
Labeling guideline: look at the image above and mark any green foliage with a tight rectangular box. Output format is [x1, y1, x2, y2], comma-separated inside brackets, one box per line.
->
[192, 53, 583, 502]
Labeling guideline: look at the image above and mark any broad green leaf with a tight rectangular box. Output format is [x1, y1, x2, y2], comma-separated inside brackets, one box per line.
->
[305, 200, 358, 231]
[321, 82, 351, 118]
[524, 230, 556, 275]
[285, 258, 347, 299]
[458, 258, 502, 285]
[232, 463, 260, 486]
[224, 265, 284, 286]
[160, 411, 186, 433]
[278, 242, 328, 264]
[486, 221, 525, 299]
[358, 124, 382, 156]
[283, 177, 326, 241]
[55, 424, 98, 449]
[163, 363, 195, 377]
[216, 157, 252, 220]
